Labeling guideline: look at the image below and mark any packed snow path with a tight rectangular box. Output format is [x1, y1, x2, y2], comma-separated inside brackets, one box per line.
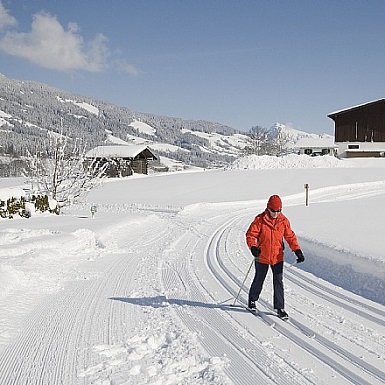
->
[0, 183, 385, 384]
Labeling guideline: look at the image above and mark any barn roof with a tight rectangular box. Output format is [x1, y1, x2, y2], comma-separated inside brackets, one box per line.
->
[328, 99, 385, 119]
[85, 145, 155, 158]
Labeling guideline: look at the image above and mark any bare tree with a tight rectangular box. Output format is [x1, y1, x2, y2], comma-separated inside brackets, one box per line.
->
[25, 133, 106, 209]
[243, 125, 291, 157]
[273, 131, 291, 156]
[244, 126, 271, 155]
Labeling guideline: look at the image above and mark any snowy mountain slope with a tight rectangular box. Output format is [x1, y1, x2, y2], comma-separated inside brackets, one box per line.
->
[56, 96, 100, 116]
[0, 73, 250, 169]
[271, 122, 334, 147]
[128, 120, 156, 136]
[0, 73, 328, 173]
[0, 157, 385, 384]
[180, 127, 250, 156]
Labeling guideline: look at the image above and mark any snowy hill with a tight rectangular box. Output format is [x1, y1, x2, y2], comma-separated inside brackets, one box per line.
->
[0, 73, 328, 174]
[271, 122, 334, 147]
[0, 73, 250, 170]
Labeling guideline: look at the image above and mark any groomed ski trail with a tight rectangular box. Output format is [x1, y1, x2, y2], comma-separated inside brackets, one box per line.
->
[196, 209, 385, 385]
[0, 184, 385, 384]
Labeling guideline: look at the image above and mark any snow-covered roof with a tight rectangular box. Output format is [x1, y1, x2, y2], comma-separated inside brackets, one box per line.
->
[85, 145, 153, 158]
[328, 98, 385, 117]
[293, 136, 337, 149]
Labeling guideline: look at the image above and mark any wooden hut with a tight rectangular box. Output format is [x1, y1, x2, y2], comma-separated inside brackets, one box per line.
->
[85, 145, 158, 177]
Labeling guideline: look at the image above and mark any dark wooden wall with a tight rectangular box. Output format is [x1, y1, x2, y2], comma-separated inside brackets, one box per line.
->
[329, 100, 385, 142]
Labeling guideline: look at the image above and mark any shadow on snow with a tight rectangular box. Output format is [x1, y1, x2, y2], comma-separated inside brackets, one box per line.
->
[293, 237, 385, 307]
[109, 296, 254, 314]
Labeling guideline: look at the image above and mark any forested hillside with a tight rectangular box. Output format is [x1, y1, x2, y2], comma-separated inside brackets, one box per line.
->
[0, 73, 250, 175]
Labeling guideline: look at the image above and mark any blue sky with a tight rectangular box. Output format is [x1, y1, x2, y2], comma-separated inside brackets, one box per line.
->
[1, 0, 385, 135]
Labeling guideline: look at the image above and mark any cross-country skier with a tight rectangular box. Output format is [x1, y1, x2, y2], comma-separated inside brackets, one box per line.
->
[245, 194, 305, 319]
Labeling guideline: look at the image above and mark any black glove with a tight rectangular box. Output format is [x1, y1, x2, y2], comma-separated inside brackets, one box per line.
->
[295, 249, 305, 263]
[250, 246, 261, 259]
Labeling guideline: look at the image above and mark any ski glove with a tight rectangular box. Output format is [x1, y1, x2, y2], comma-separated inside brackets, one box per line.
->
[295, 249, 305, 263]
[250, 246, 261, 259]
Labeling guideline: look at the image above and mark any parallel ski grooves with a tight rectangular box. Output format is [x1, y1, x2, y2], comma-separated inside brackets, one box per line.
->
[285, 269, 385, 324]
[206, 214, 385, 385]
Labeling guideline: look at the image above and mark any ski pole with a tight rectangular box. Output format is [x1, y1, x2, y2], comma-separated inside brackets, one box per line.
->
[232, 258, 255, 306]
[286, 259, 298, 270]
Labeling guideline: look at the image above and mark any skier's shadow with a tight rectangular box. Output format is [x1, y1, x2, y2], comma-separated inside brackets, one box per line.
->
[109, 295, 246, 313]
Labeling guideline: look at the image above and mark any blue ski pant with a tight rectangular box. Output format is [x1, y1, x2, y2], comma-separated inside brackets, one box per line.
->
[249, 261, 284, 310]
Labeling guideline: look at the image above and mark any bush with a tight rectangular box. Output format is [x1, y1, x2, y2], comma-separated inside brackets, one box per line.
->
[0, 194, 57, 219]
[31, 194, 60, 215]
[0, 200, 6, 218]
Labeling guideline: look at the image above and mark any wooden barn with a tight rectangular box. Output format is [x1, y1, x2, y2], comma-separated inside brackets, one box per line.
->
[328, 99, 385, 158]
[85, 145, 158, 177]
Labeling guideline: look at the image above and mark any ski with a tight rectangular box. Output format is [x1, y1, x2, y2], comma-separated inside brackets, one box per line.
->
[246, 307, 259, 315]
[228, 303, 260, 316]
[228, 302, 288, 321]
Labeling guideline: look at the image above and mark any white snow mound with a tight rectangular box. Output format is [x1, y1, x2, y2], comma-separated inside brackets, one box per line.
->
[230, 154, 347, 169]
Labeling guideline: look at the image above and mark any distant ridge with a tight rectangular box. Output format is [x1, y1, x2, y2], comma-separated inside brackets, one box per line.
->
[0, 73, 324, 171]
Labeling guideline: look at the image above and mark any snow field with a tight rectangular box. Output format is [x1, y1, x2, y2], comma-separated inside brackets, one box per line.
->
[0, 156, 385, 384]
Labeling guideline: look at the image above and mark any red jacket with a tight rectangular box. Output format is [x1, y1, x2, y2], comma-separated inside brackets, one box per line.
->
[246, 209, 300, 265]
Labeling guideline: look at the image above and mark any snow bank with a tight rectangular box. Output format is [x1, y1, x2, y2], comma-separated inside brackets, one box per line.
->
[0, 265, 28, 300]
[0, 187, 26, 201]
[229, 154, 348, 169]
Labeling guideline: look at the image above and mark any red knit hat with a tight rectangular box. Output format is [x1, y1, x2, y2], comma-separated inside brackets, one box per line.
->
[267, 195, 282, 211]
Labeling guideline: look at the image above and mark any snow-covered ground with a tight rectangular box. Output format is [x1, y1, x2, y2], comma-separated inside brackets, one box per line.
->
[1, 155, 385, 385]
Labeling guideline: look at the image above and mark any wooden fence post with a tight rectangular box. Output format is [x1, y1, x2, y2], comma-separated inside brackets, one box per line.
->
[304, 183, 309, 206]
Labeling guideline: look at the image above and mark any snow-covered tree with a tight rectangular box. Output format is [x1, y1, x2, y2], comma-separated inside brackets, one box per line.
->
[25, 133, 107, 209]
[244, 125, 291, 156]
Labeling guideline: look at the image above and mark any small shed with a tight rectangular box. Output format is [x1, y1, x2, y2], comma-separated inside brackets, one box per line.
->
[293, 136, 337, 157]
[85, 145, 158, 177]
[328, 99, 385, 157]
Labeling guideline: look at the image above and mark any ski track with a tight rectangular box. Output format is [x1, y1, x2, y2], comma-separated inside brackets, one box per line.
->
[0, 218, 172, 384]
[0, 183, 385, 384]
[161, 213, 290, 385]
[160, 204, 385, 385]
[205, 211, 385, 385]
